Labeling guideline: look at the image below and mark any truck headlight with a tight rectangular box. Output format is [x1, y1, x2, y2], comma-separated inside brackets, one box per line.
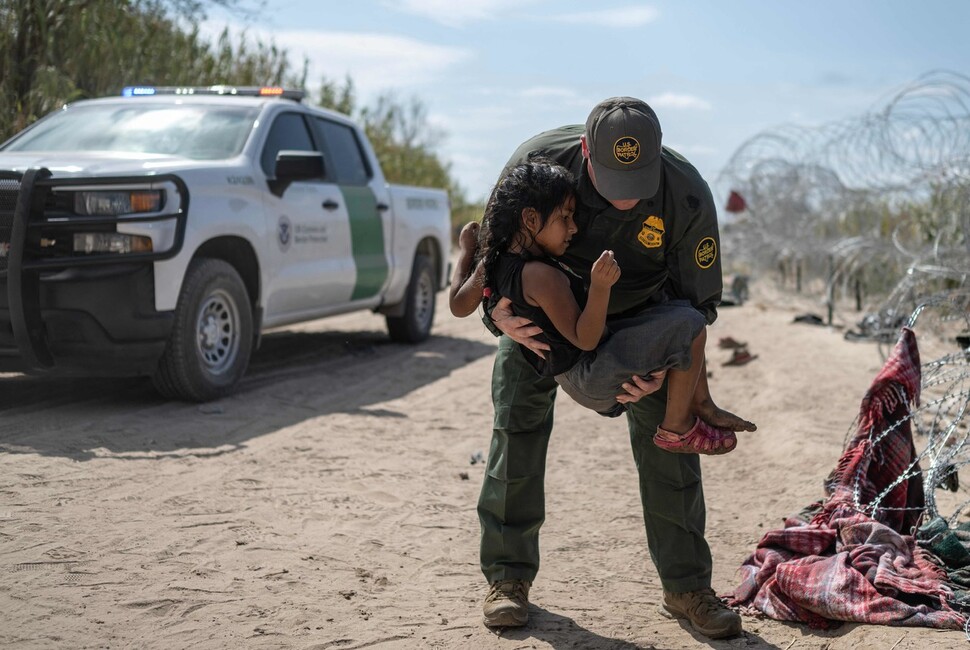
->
[73, 233, 153, 254]
[74, 190, 162, 216]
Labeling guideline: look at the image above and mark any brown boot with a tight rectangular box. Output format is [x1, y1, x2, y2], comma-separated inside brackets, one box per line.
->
[662, 588, 742, 639]
[482, 579, 530, 628]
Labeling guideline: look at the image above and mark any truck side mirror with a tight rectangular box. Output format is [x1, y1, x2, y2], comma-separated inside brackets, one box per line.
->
[270, 150, 325, 196]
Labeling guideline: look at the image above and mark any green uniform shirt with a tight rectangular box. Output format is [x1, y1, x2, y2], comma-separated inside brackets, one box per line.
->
[503, 125, 723, 323]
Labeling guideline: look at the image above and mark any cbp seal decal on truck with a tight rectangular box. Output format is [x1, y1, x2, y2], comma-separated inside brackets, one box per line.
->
[277, 215, 292, 251]
[0, 85, 451, 402]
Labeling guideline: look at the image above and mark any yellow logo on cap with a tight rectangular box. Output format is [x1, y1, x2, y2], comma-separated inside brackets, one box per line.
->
[695, 237, 717, 269]
[613, 137, 640, 164]
[638, 216, 664, 249]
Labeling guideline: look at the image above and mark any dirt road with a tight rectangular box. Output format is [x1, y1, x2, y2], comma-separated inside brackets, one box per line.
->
[1, 287, 964, 649]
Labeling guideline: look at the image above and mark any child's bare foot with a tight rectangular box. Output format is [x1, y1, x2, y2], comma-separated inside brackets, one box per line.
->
[693, 398, 757, 432]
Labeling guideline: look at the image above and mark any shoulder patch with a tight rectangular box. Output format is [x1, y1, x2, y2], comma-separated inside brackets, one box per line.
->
[694, 237, 717, 269]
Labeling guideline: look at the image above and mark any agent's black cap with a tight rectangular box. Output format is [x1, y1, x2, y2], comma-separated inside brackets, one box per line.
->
[585, 97, 662, 200]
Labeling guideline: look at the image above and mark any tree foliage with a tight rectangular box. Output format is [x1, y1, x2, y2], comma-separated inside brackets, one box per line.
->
[1, 1, 476, 235]
[0, 0, 302, 139]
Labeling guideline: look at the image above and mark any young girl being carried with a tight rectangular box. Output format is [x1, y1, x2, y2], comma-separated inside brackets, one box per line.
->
[450, 159, 755, 455]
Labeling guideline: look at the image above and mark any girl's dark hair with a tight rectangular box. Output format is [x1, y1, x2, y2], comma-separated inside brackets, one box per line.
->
[479, 157, 576, 291]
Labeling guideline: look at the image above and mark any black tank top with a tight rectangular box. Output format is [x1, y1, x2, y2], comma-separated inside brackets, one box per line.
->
[493, 252, 589, 376]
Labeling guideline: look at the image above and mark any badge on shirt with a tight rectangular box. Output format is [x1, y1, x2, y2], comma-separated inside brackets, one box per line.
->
[637, 215, 665, 249]
[695, 237, 717, 269]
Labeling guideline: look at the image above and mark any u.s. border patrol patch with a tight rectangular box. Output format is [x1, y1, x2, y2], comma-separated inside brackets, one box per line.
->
[637, 215, 665, 249]
[613, 137, 640, 164]
[695, 237, 717, 269]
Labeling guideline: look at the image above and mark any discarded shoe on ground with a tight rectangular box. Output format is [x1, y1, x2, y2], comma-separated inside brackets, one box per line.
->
[718, 336, 747, 349]
[793, 313, 825, 326]
[723, 347, 758, 367]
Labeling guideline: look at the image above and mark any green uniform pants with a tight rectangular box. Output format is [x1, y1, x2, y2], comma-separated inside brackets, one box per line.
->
[478, 336, 713, 593]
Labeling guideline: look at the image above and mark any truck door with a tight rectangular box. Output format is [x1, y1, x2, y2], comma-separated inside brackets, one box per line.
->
[309, 117, 390, 302]
[260, 111, 354, 317]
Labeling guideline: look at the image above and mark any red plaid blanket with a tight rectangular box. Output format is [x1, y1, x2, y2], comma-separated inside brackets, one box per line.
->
[729, 328, 966, 629]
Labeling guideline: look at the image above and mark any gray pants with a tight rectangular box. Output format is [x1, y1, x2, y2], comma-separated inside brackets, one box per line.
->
[556, 300, 706, 416]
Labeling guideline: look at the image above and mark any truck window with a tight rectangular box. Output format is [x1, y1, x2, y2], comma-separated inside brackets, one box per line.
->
[312, 118, 371, 186]
[260, 112, 318, 178]
[2, 104, 258, 160]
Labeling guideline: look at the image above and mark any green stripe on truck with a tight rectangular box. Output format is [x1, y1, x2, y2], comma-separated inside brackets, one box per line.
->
[342, 186, 389, 300]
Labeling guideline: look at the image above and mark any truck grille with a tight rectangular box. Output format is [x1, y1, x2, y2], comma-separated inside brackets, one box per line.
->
[0, 177, 19, 273]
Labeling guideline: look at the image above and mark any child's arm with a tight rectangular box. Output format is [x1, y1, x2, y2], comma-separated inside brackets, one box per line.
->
[449, 222, 485, 317]
[523, 250, 621, 350]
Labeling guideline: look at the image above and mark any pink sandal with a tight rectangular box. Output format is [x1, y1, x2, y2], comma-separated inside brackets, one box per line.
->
[653, 418, 737, 455]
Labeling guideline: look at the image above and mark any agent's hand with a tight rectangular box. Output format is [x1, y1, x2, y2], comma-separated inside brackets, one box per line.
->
[458, 221, 480, 255]
[615, 369, 667, 404]
[590, 250, 621, 289]
[492, 296, 551, 359]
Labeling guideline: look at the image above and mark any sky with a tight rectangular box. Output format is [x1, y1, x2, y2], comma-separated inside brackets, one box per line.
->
[203, 0, 970, 207]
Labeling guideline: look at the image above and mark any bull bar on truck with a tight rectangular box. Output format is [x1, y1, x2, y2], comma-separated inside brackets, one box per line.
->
[0, 167, 189, 373]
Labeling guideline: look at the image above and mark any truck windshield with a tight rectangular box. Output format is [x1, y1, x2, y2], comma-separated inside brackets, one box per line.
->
[2, 103, 260, 160]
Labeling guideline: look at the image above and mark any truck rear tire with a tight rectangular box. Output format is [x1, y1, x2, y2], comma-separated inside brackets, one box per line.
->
[386, 254, 435, 343]
[153, 258, 253, 401]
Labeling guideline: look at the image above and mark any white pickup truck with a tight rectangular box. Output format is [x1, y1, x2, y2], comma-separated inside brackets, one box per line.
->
[0, 86, 451, 401]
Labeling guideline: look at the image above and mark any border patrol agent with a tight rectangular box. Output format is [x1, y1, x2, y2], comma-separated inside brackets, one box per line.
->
[479, 97, 743, 639]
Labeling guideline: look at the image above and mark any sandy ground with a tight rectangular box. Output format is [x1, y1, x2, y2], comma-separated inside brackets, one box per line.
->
[0, 278, 966, 649]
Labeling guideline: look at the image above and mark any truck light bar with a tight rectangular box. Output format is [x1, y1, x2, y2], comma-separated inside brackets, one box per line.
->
[121, 85, 304, 101]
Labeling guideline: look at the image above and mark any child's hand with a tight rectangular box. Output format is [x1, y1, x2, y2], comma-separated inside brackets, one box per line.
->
[590, 250, 621, 288]
[458, 222, 480, 254]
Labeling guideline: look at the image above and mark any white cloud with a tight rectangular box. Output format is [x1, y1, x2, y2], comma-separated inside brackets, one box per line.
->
[648, 92, 712, 111]
[200, 22, 470, 98]
[387, 2, 658, 29]
[295, 31, 469, 94]
[519, 86, 579, 100]
[385, 0, 533, 28]
[554, 6, 659, 28]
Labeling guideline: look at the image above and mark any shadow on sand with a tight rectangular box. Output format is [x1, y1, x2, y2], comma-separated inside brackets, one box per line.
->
[0, 325, 495, 460]
[490, 605, 784, 649]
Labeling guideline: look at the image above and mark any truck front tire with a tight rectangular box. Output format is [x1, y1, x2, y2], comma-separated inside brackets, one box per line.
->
[153, 258, 254, 401]
[386, 254, 436, 343]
